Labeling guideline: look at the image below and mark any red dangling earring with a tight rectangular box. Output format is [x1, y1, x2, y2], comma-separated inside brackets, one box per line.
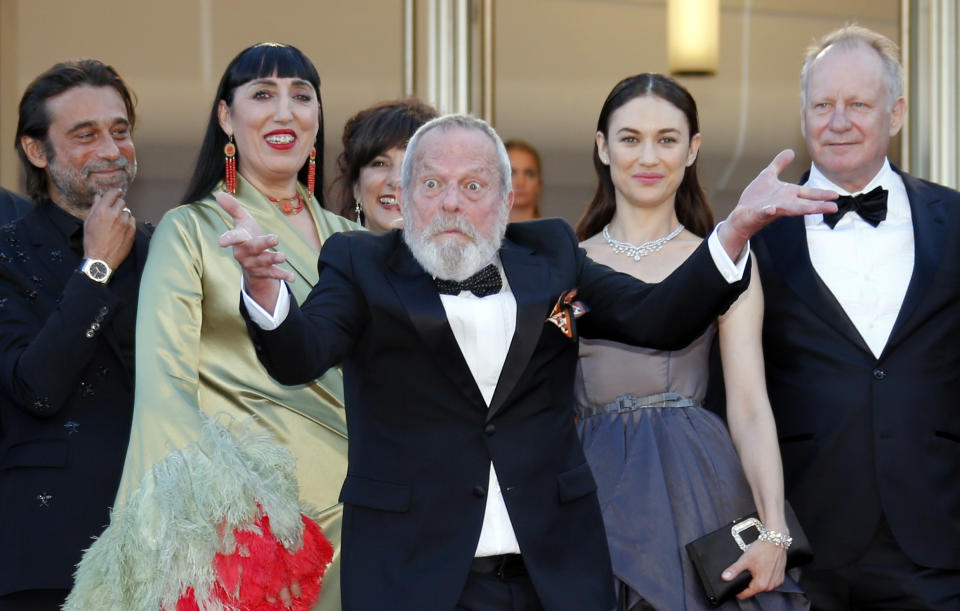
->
[224, 136, 237, 195]
[307, 148, 317, 196]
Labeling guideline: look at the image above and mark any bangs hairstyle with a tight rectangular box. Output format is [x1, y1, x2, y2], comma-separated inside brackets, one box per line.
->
[333, 98, 437, 218]
[575, 73, 714, 241]
[182, 42, 325, 205]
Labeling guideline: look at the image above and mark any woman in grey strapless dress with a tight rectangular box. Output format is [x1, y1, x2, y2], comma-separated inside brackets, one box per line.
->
[574, 74, 808, 610]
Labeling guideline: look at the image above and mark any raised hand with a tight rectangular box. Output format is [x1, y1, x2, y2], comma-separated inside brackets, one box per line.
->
[215, 191, 294, 313]
[718, 150, 838, 260]
[83, 188, 136, 269]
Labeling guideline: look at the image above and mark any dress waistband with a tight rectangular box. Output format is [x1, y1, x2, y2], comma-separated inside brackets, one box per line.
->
[576, 392, 701, 419]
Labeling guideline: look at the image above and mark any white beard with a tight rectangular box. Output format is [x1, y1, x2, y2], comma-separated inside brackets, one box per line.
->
[404, 207, 508, 281]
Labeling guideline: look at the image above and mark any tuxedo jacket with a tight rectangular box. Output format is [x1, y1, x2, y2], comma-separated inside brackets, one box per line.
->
[245, 219, 747, 611]
[0, 203, 150, 594]
[753, 167, 960, 571]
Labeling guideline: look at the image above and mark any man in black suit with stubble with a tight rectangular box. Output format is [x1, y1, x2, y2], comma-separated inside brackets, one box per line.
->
[220, 114, 836, 610]
[750, 25, 960, 610]
[0, 60, 150, 609]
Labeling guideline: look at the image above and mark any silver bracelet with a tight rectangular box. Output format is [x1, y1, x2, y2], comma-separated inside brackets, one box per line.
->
[757, 527, 793, 550]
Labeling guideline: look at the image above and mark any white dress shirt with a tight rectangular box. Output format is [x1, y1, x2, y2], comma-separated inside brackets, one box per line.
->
[804, 159, 914, 358]
[439, 270, 521, 556]
[242, 230, 747, 557]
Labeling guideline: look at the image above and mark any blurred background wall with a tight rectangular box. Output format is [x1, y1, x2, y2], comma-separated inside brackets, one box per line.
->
[0, 0, 907, 224]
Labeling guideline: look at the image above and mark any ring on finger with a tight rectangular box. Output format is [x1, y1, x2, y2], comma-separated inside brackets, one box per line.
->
[123, 207, 133, 215]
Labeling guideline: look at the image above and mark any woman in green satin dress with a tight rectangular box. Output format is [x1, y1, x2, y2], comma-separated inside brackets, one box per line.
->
[66, 43, 359, 611]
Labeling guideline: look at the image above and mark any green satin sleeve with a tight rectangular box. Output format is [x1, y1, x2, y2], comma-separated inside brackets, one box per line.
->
[116, 180, 360, 513]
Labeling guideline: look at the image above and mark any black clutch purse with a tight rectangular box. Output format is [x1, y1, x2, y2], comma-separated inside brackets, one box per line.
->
[685, 503, 813, 607]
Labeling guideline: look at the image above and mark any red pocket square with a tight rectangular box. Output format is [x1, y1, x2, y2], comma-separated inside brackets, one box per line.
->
[547, 289, 589, 339]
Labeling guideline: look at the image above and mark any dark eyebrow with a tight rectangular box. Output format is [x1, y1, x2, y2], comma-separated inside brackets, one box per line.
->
[67, 117, 130, 135]
[615, 127, 682, 135]
[247, 78, 313, 89]
[67, 121, 98, 134]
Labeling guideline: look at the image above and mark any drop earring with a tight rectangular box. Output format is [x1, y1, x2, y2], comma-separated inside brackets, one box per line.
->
[224, 136, 237, 195]
[307, 148, 317, 195]
[354, 200, 363, 224]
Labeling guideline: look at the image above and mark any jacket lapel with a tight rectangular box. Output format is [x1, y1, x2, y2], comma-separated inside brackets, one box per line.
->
[385, 236, 488, 409]
[486, 239, 550, 422]
[882, 169, 950, 355]
[764, 216, 872, 355]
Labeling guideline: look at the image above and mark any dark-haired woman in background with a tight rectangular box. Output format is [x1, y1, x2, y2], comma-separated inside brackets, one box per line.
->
[333, 98, 437, 232]
[505, 139, 544, 222]
[66, 43, 359, 611]
[575, 74, 807, 610]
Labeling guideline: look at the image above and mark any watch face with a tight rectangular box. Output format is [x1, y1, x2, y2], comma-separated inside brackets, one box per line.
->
[85, 260, 110, 282]
[89, 261, 109, 280]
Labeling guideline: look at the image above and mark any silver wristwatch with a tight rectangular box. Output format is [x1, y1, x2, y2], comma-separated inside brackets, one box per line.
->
[80, 258, 113, 284]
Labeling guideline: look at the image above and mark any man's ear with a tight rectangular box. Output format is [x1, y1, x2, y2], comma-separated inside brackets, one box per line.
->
[889, 97, 906, 137]
[20, 136, 49, 169]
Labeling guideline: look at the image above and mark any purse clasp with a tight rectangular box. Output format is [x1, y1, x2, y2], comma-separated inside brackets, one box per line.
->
[730, 517, 763, 552]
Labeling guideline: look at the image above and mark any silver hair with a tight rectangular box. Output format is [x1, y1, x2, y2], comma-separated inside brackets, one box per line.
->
[400, 113, 512, 205]
[800, 24, 903, 110]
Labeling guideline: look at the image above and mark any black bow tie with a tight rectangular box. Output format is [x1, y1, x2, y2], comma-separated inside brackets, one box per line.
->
[434, 264, 502, 297]
[822, 186, 888, 229]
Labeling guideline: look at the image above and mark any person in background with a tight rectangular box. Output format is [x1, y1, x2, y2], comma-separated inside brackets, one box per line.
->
[0, 59, 149, 610]
[66, 42, 359, 611]
[574, 73, 806, 610]
[334, 97, 437, 232]
[505, 139, 543, 222]
[0, 187, 32, 224]
[748, 25, 960, 610]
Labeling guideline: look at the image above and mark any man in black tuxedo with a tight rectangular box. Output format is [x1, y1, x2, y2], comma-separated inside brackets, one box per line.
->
[222, 114, 836, 610]
[0, 60, 150, 609]
[751, 25, 960, 609]
[0, 188, 32, 225]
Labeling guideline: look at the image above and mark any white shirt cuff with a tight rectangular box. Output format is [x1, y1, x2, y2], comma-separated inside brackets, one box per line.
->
[240, 278, 290, 330]
[707, 221, 750, 283]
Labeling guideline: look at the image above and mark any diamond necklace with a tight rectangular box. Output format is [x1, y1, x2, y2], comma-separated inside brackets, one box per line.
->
[602, 223, 685, 261]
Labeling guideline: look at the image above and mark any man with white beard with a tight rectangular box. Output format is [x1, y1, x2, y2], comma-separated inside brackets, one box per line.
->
[219, 114, 837, 611]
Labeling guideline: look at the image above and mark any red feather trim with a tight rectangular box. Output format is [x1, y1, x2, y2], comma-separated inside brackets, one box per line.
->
[171, 513, 333, 611]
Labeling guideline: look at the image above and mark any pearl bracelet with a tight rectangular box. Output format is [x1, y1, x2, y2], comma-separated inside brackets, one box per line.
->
[757, 527, 793, 550]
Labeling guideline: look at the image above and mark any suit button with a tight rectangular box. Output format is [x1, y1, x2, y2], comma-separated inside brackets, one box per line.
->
[484, 423, 496, 436]
[873, 368, 886, 380]
[472, 486, 487, 498]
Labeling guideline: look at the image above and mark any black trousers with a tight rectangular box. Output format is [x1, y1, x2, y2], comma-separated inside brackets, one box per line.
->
[456, 555, 545, 611]
[801, 517, 960, 610]
[0, 589, 68, 611]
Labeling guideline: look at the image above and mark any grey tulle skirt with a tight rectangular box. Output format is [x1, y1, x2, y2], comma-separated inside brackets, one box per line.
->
[577, 404, 809, 611]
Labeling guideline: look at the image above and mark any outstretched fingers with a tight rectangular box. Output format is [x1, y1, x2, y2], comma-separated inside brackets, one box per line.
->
[213, 191, 296, 286]
[763, 149, 797, 178]
[214, 190, 248, 224]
